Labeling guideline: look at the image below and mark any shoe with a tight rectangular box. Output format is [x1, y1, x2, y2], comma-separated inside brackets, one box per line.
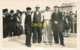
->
[54, 42, 59, 44]
[33, 42, 36, 44]
[49, 43, 52, 45]
[45, 43, 48, 45]
[49, 42, 52, 45]
[26, 44, 31, 47]
[43, 41, 47, 43]
[25, 43, 31, 47]
[61, 44, 65, 46]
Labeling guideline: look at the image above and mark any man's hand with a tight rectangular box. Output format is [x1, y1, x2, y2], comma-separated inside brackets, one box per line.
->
[54, 21, 58, 24]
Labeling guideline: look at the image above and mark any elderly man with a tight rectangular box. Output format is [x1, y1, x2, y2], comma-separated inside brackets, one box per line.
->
[51, 6, 65, 46]
[32, 5, 42, 44]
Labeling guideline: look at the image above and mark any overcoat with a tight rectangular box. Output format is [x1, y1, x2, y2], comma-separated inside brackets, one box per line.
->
[51, 12, 63, 32]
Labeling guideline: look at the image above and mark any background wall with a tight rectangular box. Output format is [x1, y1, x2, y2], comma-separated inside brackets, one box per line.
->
[1, 0, 79, 12]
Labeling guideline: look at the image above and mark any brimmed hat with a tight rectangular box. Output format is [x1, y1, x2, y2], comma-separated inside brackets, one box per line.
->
[35, 5, 40, 8]
[26, 7, 31, 10]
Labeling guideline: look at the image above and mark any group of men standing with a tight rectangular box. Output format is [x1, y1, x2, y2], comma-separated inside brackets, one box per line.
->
[3, 6, 67, 47]
[3, 9, 23, 38]
[25, 6, 65, 47]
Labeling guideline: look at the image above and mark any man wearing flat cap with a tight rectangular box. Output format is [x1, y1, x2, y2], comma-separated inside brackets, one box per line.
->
[32, 5, 42, 44]
[25, 7, 32, 47]
[51, 6, 65, 46]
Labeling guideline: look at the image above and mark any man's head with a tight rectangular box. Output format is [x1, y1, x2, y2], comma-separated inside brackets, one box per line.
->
[26, 7, 31, 13]
[46, 6, 50, 11]
[54, 6, 59, 12]
[10, 10, 14, 14]
[69, 11, 73, 15]
[35, 6, 40, 12]
[16, 10, 22, 16]
[3, 8, 8, 15]
[16, 10, 20, 13]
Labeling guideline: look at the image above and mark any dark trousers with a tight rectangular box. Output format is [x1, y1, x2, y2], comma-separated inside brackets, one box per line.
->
[8, 25, 14, 37]
[3, 25, 8, 38]
[70, 24, 73, 33]
[33, 26, 42, 43]
[74, 23, 77, 33]
[13, 23, 23, 36]
[13, 25, 19, 36]
[25, 24, 32, 45]
[53, 30, 64, 44]
[25, 33, 32, 45]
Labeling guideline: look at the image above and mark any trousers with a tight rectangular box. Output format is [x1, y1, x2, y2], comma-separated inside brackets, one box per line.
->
[43, 20, 53, 43]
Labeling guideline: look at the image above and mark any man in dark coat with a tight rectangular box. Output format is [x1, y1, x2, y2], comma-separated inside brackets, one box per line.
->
[13, 10, 23, 36]
[63, 13, 70, 36]
[32, 6, 42, 44]
[25, 7, 32, 47]
[3, 9, 9, 38]
[8, 10, 15, 37]
[68, 11, 74, 33]
[51, 6, 65, 46]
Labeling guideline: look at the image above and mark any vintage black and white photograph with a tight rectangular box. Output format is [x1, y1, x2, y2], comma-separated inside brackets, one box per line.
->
[1, 0, 79, 48]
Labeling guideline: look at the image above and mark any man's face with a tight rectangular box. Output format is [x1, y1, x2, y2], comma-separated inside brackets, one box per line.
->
[36, 8, 40, 11]
[54, 7, 58, 12]
[10, 13, 14, 15]
[3, 12, 8, 15]
[46, 8, 49, 11]
[17, 13, 21, 16]
[27, 10, 31, 14]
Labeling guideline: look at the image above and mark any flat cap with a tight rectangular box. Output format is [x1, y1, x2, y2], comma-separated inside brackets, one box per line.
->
[26, 7, 31, 10]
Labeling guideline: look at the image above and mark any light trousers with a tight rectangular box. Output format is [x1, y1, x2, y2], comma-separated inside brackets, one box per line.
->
[43, 20, 53, 43]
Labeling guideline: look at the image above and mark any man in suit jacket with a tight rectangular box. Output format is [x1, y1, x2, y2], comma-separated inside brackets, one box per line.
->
[51, 6, 65, 46]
